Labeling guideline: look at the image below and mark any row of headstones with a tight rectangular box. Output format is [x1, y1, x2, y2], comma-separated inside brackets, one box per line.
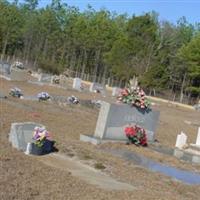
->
[73, 77, 122, 96]
[9, 104, 160, 152]
[175, 127, 200, 149]
[38, 73, 122, 96]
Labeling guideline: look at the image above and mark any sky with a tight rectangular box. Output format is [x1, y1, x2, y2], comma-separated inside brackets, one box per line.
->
[13, 0, 200, 24]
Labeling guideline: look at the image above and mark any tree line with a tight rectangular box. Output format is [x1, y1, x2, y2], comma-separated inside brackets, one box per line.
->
[0, 0, 200, 103]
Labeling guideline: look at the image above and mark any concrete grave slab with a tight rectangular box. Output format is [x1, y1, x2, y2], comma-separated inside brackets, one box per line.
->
[80, 101, 160, 144]
[9, 122, 44, 151]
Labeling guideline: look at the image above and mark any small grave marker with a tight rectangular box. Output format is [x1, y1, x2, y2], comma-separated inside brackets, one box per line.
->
[195, 127, 200, 146]
[175, 132, 187, 149]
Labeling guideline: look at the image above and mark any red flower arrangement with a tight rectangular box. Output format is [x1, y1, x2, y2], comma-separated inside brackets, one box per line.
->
[117, 87, 150, 110]
[125, 125, 147, 146]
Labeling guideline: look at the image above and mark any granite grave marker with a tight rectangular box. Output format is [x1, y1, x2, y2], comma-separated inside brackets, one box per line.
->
[80, 101, 160, 144]
[9, 122, 44, 151]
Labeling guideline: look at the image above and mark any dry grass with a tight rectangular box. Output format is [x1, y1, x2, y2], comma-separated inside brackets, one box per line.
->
[1, 78, 200, 200]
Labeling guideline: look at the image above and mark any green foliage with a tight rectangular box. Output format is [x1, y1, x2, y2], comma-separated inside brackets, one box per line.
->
[0, 1, 199, 102]
[38, 59, 64, 74]
[178, 33, 200, 96]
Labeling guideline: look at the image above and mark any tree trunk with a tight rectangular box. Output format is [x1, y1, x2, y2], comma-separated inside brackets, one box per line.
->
[81, 48, 87, 79]
[180, 72, 186, 103]
[42, 38, 48, 59]
[93, 49, 101, 82]
[1, 32, 9, 61]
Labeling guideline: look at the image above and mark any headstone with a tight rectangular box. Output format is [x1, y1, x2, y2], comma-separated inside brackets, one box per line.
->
[80, 101, 160, 143]
[0, 63, 11, 75]
[175, 132, 187, 149]
[38, 73, 52, 83]
[90, 83, 106, 95]
[112, 87, 122, 97]
[195, 127, 200, 145]
[9, 122, 44, 151]
[73, 78, 82, 91]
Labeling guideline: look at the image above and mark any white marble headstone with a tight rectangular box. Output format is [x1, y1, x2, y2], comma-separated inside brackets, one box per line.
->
[195, 127, 200, 146]
[73, 78, 82, 91]
[175, 132, 187, 149]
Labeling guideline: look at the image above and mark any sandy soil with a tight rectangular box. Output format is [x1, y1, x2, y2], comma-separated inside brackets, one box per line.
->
[1, 77, 200, 200]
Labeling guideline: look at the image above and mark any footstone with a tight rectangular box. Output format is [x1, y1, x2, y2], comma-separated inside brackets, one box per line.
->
[9, 122, 44, 151]
[175, 132, 187, 149]
[80, 101, 160, 144]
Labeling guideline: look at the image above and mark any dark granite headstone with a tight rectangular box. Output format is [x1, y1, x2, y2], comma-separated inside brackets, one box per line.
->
[80, 101, 160, 144]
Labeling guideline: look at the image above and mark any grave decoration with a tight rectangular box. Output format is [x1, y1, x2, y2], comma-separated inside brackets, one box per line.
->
[67, 95, 79, 104]
[28, 126, 56, 155]
[37, 92, 50, 101]
[52, 75, 60, 84]
[117, 86, 150, 110]
[9, 87, 23, 98]
[11, 61, 24, 70]
[91, 100, 102, 108]
[125, 125, 147, 146]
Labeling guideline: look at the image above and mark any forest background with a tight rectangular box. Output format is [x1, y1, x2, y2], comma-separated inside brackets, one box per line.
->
[0, 0, 200, 104]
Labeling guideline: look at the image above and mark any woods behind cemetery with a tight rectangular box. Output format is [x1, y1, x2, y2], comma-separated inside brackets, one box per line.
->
[0, 0, 200, 103]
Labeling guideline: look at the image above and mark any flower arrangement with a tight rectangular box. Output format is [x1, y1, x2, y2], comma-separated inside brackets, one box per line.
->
[33, 127, 51, 147]
[67, 95, 79, 104]
[124, 125, 147, 146]
[9, 87, 23, 98]
[117, 86, 150, 110]
[37, 92, 50, 101]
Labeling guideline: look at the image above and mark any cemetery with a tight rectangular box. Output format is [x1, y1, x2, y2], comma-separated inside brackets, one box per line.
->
[1, 0, 200, 198]
[1, 74, 200, 199]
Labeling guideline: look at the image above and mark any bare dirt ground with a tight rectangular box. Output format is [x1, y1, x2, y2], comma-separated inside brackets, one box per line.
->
[1, 77, 200, 200]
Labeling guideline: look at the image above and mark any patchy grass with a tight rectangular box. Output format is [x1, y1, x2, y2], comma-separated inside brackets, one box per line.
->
[82, 154, 93, 160]
[94, 162, 106, 170]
